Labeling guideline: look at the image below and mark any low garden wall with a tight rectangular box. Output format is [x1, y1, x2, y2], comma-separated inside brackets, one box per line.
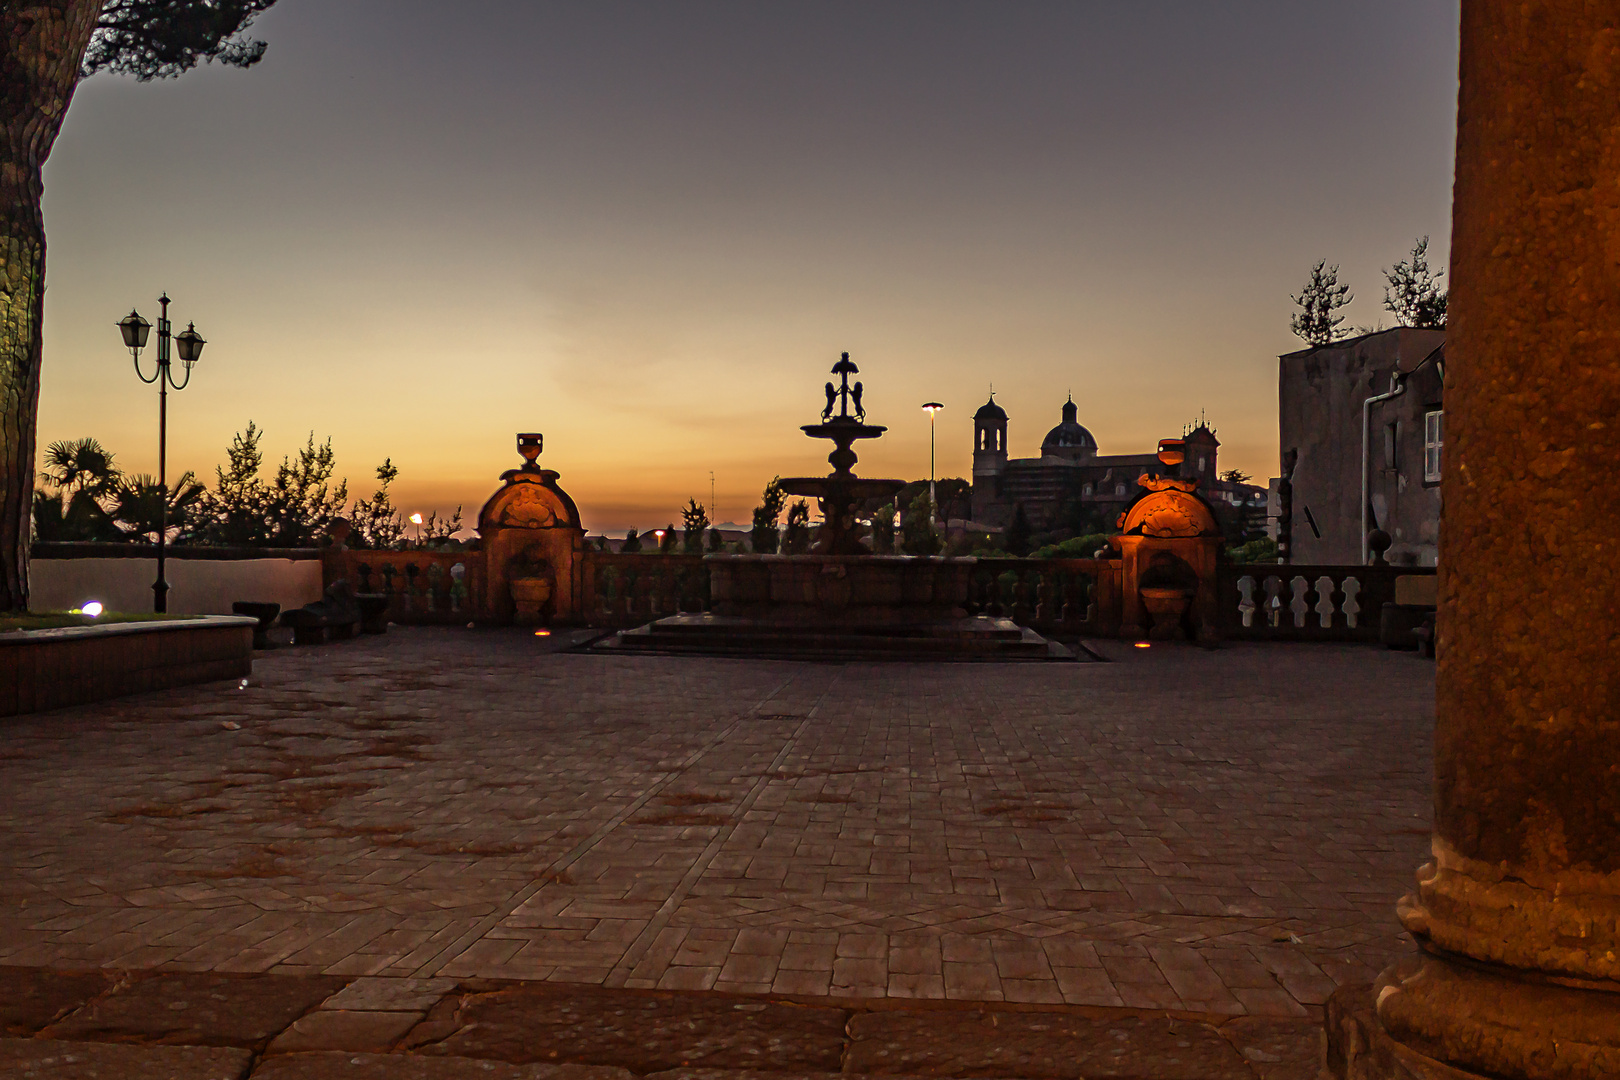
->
[0, 616, 255, 717]
[30, 544, 323, 616]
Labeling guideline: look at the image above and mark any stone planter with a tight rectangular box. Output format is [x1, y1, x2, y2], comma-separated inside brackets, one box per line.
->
[0, 616, 254, 717]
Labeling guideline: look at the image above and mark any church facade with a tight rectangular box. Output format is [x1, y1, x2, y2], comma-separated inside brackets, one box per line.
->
[969, 397, 1262, 534]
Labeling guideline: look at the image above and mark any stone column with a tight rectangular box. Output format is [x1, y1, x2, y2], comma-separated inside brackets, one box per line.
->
[1330, 3, 1620, 1078]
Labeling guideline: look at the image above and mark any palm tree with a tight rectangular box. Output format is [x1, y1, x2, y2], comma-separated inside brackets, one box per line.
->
[39, 438, 120, 498]
[111, 472, 207, 543]
[33, 438, 124, 542]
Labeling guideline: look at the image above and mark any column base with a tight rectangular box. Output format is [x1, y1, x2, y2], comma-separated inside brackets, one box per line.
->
[1326, 953, 1620, 1080]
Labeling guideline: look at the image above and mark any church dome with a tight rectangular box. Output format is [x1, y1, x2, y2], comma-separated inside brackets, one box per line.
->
[1040, 398, 1096, 456]
[974, 397, 1007, 422]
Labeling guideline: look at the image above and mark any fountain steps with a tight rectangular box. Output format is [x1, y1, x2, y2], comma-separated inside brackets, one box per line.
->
[594, 614, 1077, 661]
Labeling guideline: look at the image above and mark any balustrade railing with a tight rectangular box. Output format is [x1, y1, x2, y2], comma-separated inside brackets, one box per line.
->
[322, 550, 484, 624]
[963, 558, 1119, 636]
[1216, 563, 1434, 641]
[579, 552, 711, 627]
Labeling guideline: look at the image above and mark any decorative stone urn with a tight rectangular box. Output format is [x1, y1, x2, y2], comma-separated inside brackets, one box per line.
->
[509, 575, 553, 625]
[1138, 586, 1193, 641]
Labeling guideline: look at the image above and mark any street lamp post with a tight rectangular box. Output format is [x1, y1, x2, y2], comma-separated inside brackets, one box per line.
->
[922, 402, 944, 526]
[119, 294, 205, 613]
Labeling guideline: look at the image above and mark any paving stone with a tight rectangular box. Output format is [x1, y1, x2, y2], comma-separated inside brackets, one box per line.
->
[0, 967, 114, 1035]
[0, 1037, 251, 1079]
[248, 1052, 633, 1080]
[319, 978, 456, 1013]
[266, 1010, 424, 1054]
[1217, 1016, 1325, 1080]
[43, 971, 348, 1049]
[421, 984, 849, 1072]
[845, 1009, 1254, 1080]
[0, 633, 1435, 1013]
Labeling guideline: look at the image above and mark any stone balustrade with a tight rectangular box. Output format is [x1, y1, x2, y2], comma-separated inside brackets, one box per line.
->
[580, 552, 710, 627]
[962, 558, 1120, 635]
[322, 549, 484, 624]
[1216, 563, 1432, 641]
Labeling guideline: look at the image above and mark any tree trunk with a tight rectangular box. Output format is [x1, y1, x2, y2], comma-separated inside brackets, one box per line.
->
[0, 2, 101, 610]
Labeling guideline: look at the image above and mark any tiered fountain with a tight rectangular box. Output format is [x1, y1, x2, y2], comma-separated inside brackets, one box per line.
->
[607, 354, 1069, 659]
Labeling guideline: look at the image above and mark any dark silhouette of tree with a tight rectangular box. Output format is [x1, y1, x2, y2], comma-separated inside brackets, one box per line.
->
[110, 471, 206, 542]
[659, 523, 678, 554]
[196, 423, 350, 547]
[900, 490, 942, 556]
[1290, 260, 1353, 346]
[1383, 236, 1448, 328]
[1, 0, 278, 608]
[32, 437, 122, 540]
[1219, 468, 1252, 484]
[348, 459, 404, 550]
[621, 528, 642, 553]
[1006, 503, 1033, 557]
[751, 477, 786, 553]
[681, 498, 709, 552]
[782, 500, 811, 554]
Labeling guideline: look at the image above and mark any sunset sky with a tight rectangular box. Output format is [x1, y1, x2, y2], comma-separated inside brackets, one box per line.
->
[39, 1, 1460, 533]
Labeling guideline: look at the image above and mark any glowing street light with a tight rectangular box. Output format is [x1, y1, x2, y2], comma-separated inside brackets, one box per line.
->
[119, 294, 205, 613]
[922, 402, 944, 525]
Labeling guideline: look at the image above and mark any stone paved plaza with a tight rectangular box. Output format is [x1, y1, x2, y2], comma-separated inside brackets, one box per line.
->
[0, 630, 1434, 1021]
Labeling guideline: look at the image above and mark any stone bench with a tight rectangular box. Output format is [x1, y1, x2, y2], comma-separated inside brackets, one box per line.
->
[279, 584, 362, 646]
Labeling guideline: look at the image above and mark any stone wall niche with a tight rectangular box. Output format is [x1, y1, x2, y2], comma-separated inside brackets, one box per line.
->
[477, 434, 586, 625]
[1112, 476, 1222, 642]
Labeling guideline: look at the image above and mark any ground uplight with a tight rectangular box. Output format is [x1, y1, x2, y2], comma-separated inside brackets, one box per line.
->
[534, 629, 551, 637]
[80, 602, 104, 617]
[1133, 642, 1151, 648]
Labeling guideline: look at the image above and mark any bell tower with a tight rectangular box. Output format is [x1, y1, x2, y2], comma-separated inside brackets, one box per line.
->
[973, 396, 1008, 476]
[971, 396, 1009, 524]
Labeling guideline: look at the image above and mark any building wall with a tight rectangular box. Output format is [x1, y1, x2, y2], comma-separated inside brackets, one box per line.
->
[31, 556, 324, 615]
[1278, 327, 1445, 565]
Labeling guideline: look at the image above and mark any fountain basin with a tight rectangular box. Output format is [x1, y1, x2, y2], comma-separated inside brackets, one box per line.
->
[708, 554, 973, 627]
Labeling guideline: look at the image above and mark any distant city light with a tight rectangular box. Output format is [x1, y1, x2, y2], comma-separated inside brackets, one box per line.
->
[81, 602, 104, 617]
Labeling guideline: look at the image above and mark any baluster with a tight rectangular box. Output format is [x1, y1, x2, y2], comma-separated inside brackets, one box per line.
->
[1011, 569, 1031, 625]
[1237, 575, 1258, 628]
[1058, 571, 1079, 625]
[1341, 576, 1363, 629]
[1314, 574, 1338, 629]
[428, 564, 446, 612]
[1289, 576, 1310, 628]
[1263, 575, 1284, 629]
[986, 571, 1004, 618]
[449, 563, 466, 612]
[1032, 568, 1053, 625]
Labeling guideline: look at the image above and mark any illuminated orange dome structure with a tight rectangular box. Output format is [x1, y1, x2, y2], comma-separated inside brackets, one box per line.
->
[477, 433, 587, 624]
[1112, 470, 1223, 641]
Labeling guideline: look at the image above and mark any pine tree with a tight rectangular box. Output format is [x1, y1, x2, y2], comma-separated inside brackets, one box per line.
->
[681, 498, 709, 552]
[750, 477, 786, 553]
[1383, 237, 1448, 328]
[1290, 260, 1353, 346]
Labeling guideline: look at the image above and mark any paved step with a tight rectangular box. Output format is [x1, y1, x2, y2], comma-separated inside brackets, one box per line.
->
[0, 967, 1326, 1079]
